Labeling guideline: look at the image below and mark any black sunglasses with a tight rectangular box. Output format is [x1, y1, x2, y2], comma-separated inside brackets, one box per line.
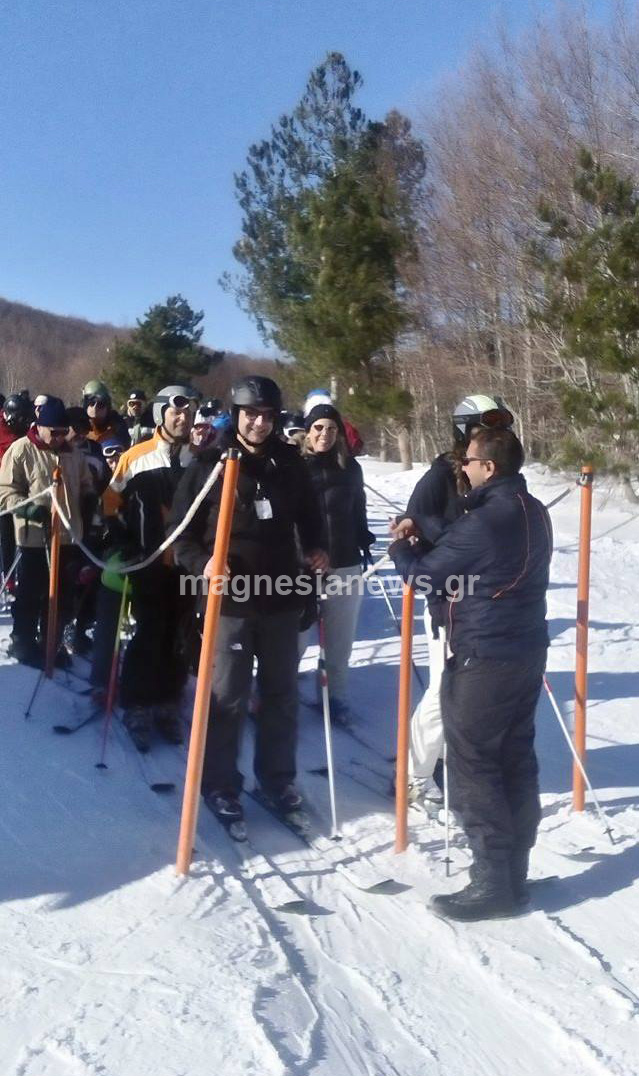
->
[461, 456, 493, 465]
[87, 395, 108, 407]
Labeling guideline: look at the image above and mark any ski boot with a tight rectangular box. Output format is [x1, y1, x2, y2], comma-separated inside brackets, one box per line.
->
[203, 790, 244, 824]
[153, 703, 184, 745]
[123, 706, 154, 753]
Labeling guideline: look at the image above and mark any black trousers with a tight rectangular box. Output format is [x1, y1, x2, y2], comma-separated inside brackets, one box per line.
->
[119, 565, 193, 708]
[12, 546, 77, 652]
[441, 650, 546, 869]
[90, 585, 123, 690]
[201, 609, 300, 797]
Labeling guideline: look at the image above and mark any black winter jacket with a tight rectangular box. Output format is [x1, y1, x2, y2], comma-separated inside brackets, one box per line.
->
[404, 453, 465, 626]
[170, 431, 325, 615]
[303, 449, 373, 569]
[391, 474, 552, 659]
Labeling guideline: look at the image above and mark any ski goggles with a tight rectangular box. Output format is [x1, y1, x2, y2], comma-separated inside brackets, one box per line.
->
[165, 394, 196, 411]
[86, 395, 109, 407]
[102, 444, 123, 459]
[458, 407, 514, 430]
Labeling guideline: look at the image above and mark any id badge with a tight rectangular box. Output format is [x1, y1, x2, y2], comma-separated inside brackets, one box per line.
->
[255, 497, 273, 520]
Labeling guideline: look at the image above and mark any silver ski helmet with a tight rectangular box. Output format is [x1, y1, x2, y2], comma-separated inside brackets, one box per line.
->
[152, 384, 199, 427]
[452, 394, 514, 445]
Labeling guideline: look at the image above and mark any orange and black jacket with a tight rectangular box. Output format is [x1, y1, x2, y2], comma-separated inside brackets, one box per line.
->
[108, 428, 193, 560]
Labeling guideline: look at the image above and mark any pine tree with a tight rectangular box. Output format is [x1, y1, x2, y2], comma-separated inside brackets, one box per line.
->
[108, 295, 208, 403]
[224, 53, 426, 459]
[531, 150, 639, 488]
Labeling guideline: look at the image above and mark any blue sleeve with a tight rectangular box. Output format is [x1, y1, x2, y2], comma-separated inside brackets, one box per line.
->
[391, 513, 484, 593]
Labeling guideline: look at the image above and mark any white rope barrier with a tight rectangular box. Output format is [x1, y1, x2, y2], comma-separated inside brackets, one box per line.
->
[50, 459, 225, 575]
[0, 484, 55, 518]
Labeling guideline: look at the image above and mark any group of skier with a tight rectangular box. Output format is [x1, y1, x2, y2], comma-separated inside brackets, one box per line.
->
[0, 375, 552, 922]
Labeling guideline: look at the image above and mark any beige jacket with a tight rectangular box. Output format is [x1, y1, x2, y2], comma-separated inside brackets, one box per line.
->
[0, 435, 93, 548]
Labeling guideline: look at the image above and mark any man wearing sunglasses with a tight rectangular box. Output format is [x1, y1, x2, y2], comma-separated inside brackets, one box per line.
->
[171, 375, 328, 828]
[104, 384, 200, 751]
[0, 396, 94, 667]
[389, 394, 514, 813]
[122, 389, 154, 447]
[82, 380, 130, 449]
[390, 426, 552, 922]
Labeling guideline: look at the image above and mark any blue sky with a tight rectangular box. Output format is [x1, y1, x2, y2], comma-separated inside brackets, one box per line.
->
[0, 0, 609, 353]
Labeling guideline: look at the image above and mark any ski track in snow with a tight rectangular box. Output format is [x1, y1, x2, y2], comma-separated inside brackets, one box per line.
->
[1, 460, 638, 1074]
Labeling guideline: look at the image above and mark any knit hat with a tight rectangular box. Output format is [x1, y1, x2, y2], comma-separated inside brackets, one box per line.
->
[37, 397, 68, 428]
[304, 403, 344, 433]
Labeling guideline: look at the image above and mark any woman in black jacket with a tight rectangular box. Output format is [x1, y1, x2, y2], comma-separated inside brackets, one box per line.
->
[300, 404, 374, 720]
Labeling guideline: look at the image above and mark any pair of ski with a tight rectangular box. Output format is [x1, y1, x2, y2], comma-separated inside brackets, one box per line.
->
[52, 699, 177, 795]
[207, 788, 408, 916]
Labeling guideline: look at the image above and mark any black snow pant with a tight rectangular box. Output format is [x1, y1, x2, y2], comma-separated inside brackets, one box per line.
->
[201, 609, 300, 798]
[0, 515, 16, 580]
[441, 649, 546, 872]
[119, 564, 194, 709]
[12, 546, 77, 656]
[90, 585, 123, 690]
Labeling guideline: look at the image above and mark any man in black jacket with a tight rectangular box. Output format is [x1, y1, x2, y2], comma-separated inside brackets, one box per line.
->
[390, 428, 552, 921]
[171, 376, 328, 826]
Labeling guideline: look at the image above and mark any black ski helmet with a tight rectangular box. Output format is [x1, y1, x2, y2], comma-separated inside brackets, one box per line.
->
[452, 393, 514, 445]
[230, 376, 282, 430]
[3, 392, 35, 435]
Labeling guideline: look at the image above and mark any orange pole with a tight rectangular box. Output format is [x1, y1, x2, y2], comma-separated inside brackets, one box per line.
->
[573, 464, 593, 811]
[44, 466, 63, 679]
[176, 450, 240, 875]
[395, 582, 414, 853]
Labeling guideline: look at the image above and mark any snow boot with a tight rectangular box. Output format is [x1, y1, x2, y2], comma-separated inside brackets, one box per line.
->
[203, 790, 244, 824]
[123, 706, 154, 753]
[510, 847, 532, 906]
[266, 784, 304, 814]
[408, 776, 443, 807]
[153, 703, 184, 745]
[431, 862, 521, 922]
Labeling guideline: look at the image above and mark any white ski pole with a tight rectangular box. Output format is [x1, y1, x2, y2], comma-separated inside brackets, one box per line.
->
[443, 740, 452, 876]
[543, 676, 614, 844]
[317, 589, 340, 839]
[0, 548, 21, 605]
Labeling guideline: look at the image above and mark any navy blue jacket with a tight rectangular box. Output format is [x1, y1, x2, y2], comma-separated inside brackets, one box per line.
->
[391, 474, 552, 659]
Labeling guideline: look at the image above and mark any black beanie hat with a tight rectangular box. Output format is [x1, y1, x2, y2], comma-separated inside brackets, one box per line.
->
[304, 403, 344, 433]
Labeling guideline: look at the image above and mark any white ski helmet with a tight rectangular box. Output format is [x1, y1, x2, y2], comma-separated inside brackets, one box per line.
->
[452, 394, 514, 444]
[152, 384, 199, 427]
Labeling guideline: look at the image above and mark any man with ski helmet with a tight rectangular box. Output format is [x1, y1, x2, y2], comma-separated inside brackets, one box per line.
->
[107, 384, 199, 752]
[122, 389, 155, 446]
[389, 394, 515, 811]
[82, 380, 130, 448]
[171, 375, 328, 828]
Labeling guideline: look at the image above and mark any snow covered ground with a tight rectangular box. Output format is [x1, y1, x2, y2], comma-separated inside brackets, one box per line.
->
[1, 458, 638, 1076]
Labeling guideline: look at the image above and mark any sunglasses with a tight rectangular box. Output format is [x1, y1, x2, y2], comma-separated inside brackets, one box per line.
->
[242, 406, 275, 421]
[87, 395, 108, 407]
[49, 427, 70, 437]
[461, 456, 493, 465]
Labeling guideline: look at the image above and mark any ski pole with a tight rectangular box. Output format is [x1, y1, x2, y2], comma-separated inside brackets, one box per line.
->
[543, 675, 614, 844]
[0, 548, 21, 605]
[44, 467, 63, 679]
[361, 553, 392, 581]
[363, 481, 405, 515]
[317, 589, 340, 839]
[443, 740, 451, 876]
[96, 576, 130, 771]
[395, 583, 414, 853]
[176, 450, 241, 876]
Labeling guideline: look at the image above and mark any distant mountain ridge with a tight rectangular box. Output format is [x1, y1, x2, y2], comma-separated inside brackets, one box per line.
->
[0, 297, 277, 405]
